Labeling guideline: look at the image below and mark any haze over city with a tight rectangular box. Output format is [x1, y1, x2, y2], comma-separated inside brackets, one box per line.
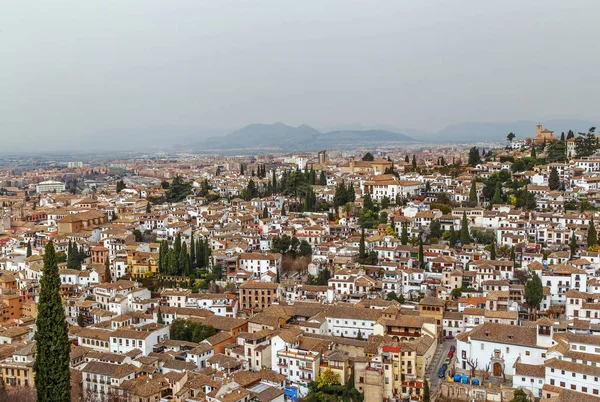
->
[2, 0, 600, 152]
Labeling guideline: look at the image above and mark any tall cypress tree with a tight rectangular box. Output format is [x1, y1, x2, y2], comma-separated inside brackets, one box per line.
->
[449, 226, 457, 248]
[460, 212, 471, 245]
[196, 239, 203, 269]
[179, 242, 188, 276]
[66, 240, 73, 269]
[418, 237, 424, 268]
[588, 216, 597, 248]
[319, 171, 327, 186]
[401, 225, 408, 245]
[173, 234, 182, 272]
[34, 241, 70, 401]
[26, 241, 32, 258]
[359, 228, 366, 260]
[190, 233, 196, 269]
[469, 181, 477, 203]
[570, 232, 577, 258]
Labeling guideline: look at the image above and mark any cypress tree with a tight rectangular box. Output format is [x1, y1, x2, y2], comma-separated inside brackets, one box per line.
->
[531, 144, 537, 159]
[449, 226, 457, 248]
[67, 240, 73, 269]
[34, 241, 71, 401]
[196, 239, 203, 269]
[179, 242, 189, 276]
[401, 225, 408, 245]
[469, 181, 477, 203]
[173, 234, 182, 272]
[423, 379, 430, 402]
[167, 248, 177, 275]
[460, 212, 471, 245]
[359, 228, 366, 260]
[319, 171, 327, 186]
[190, 233, 196, 269]
[490, 239, 496, 260]
[157, 307, 164, 324]
[548, 167, 560, 191]
[263, 205, 269, 219]
[491, 181, 503, 205]
[510, 246, 516, 264]
[588, 216, 597, 248]
[26, 241, 32, 258]
[412, 155, 417, 169]
[418, 237, 424, 268]
[570, 232, 577, 258]
[204, 242, 211, 269]
[281, 204, 286, 216]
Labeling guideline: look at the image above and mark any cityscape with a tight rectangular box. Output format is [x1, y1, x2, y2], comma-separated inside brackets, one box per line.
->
[2, 1, 600, 402]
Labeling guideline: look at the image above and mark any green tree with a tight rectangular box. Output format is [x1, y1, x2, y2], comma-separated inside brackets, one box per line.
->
[468, 147, 481, 166]
[316, 368, 341, 388]
[460, 212, 471, 245]
[26, 241, 32, 258]
[77, 313, 84, 327]
[469, 181, 477, 203]
[418, 237, 424, 268]
[575, 127, 599, 157]
[491, 181, 503, 205]
[570, 232, 577, 258]
[430, 219, 442, 238]
[546, 140, 567, 163]
[531, 144, 537, 159]
[381, 196, 390, 210]
[362, 152, 374, 161]
[401, 225, 408, 245]
[170, 319, 218, 343]
[567, 129, 575, 140]
[34, 241, 71, 402]
[588, 216, 597, 248]
[166, 176, 193, 203]
[449, 226, 457, 248]
[146, 202, 151, 213]
[299, 240, 312, 257]
[412, 155, 417, 169]
[359, 228, 366, 260]
[506, 132, 516, 142]
[490, 239, 496, 260]
[363, 194, 374, 212]
[319, 171, 327, 186]
[524, 275, 543, 310]
[548, 167, 560, 190]
[132, 229, 143, 242]
[510, 388, 530, 402]
[157, 307, 164, 324]
[451, 288, 462, 299]
[116, 179, 126, 193]
[423, 379, 431, 402]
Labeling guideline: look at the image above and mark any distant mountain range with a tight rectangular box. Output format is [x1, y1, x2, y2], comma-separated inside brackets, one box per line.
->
[326, 119, 598, 144]
[187, 123, 416, 152]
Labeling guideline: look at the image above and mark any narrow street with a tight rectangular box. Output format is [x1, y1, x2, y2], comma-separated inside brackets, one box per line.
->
[426, 339, 456, 389]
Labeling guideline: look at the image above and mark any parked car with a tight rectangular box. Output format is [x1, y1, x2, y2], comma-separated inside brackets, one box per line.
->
[444, 358, 451, 365]
[450, 345, 456, 352]
[438, 367, 446, 378]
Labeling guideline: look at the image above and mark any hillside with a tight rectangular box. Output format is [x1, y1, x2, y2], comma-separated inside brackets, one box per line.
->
[189, 123, 416, 151]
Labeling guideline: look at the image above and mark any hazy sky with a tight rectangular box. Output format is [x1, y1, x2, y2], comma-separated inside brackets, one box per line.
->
[2, 0, 600, 151]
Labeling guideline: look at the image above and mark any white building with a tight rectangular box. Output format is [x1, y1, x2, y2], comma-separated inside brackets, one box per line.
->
[36, 180, 66, 193]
